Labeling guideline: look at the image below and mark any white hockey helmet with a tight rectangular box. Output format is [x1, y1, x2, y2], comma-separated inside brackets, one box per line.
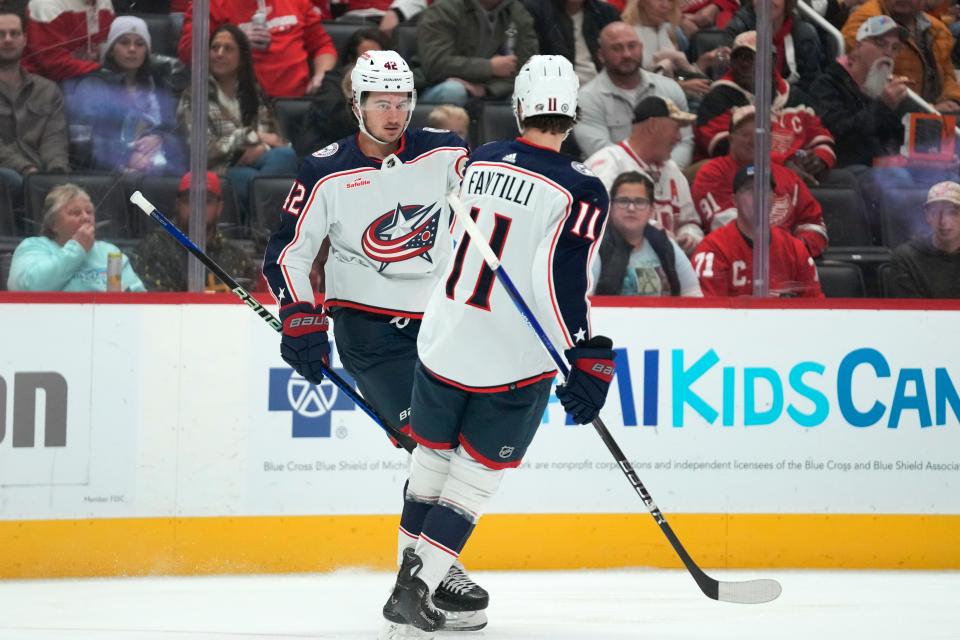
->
[350, 50, 417, 144]
[512, 55, 579, 134]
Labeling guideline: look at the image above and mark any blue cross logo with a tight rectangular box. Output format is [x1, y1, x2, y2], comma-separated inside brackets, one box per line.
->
[268, 367, 356, 437]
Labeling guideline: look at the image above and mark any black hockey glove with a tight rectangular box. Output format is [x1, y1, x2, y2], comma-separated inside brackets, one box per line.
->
[279, 302, 330, 385]
[555, 335, 616, 425]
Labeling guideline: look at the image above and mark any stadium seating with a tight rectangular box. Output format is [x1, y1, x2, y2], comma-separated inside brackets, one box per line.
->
[687, 29, 727, 63]
[249, 175, 297, 247]
[877, 262, 894, 297]
[127, 13, 178, 58]
[273, 98, 314, 156]
[0, 179, 14, 237]
[127, 174, 241, 238]
[478, 103, 517, 146]
[322, 21, 366, 56]
[816, 260, 866, 298]
[879, 188, 927, 249]
[24, 173, 138, 241]
[811, 187, 872, 247]
[394, 25, 419, 61]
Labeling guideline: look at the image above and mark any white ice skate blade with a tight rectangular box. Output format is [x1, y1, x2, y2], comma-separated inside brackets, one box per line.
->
[378, 620, 437, 640]
[441, 608, 488, 632]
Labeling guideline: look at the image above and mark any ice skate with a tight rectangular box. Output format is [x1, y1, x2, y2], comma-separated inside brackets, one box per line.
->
[382, 548, 445, 633]
[433, 561, 489, 631]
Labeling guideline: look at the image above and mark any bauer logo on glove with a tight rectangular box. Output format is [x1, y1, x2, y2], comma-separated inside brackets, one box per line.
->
[555, 336, 616, 424]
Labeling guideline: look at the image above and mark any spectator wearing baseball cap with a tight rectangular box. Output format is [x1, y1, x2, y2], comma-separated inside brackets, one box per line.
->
[133, 172, 255, 291]
[810, 14, 910, 170]
[695, 30, 835, 185]
[842, 0, 960, 113]
[692, 105, 829, 258]
[888, 180, 960, 298]
[691, 163, 824, 298]
[585, 96, 704, 252]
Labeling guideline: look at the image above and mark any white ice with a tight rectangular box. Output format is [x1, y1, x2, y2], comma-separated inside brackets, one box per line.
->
[0, 569, 956, 639]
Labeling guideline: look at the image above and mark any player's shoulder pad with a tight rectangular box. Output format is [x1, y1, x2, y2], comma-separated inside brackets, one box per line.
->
[301, 136, 360, 181]
[468, 140, 514, 163]
[406, 127, 468, 154]
[548, 158, 608, 207]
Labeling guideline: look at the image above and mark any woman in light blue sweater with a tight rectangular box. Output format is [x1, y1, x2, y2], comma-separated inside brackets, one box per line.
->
[6, 183, 146, 292]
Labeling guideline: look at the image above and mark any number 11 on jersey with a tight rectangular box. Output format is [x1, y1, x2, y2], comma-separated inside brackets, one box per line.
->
[445, 206, 513, 311]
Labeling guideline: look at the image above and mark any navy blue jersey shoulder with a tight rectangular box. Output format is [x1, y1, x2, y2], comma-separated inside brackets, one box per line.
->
[400, 128, 468, 161]
[468, 139, 607, 208]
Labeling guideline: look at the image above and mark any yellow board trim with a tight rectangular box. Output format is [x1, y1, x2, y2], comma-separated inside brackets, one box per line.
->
[2, 514, 959, 579]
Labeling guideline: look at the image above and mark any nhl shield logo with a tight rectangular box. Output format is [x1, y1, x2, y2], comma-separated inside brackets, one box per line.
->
[498, 446, 515, 459]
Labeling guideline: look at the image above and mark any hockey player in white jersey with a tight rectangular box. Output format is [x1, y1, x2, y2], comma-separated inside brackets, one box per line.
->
[261, 50, 489, 630]
[380, 56, 618, 637]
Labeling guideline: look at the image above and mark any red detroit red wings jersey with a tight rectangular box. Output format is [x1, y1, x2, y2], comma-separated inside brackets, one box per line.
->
[418, 139, 609, 390]
[691, 223, 823, 298]
[263, 129, 468, 317]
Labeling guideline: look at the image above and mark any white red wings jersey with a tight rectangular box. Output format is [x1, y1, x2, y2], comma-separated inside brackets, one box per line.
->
[263, 129, 468, 317]
[417, 138, 610, 391]
[584, 140, 703, 245]
[691, 222, 824, 298]
[691, 155, 828, 257]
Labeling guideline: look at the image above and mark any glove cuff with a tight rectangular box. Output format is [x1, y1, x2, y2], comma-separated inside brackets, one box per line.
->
[281, 303, 329, 337]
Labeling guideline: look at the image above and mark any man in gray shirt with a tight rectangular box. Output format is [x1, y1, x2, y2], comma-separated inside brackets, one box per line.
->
[0, 8, 69, 218]
[574, 21, 693, 168]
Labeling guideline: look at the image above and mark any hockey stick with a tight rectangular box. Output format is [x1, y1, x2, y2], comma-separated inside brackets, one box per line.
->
[129, 190, 416, 453]
[446, 192, 782, 604]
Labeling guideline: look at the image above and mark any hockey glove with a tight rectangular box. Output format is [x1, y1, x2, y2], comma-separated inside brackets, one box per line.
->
[280, 302, 330, 385]
[555, 335, 615, 425]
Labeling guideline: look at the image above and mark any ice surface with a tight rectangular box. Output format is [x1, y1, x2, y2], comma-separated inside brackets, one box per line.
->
[0, 569, 955, 639]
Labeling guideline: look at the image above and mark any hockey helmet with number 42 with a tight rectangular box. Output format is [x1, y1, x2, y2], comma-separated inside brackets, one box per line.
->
[512, 55, 579, 132]
[351, 50, 417, 142]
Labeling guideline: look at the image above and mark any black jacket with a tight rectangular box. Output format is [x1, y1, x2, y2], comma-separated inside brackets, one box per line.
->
[596, 224, 681, 296]
[520, 0, 620, 73]
[808, 59, 906, 168]
[889, 236, 960, 298]
[724, 2, 824, 91]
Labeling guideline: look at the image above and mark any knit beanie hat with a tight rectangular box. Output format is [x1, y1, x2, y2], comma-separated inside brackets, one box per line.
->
[101, 16, 152, 63]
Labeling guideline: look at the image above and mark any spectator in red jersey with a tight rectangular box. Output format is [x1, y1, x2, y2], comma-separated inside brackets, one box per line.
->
[692, 164, 824, 297]
[692, 105, 828, 257]
[21, 0, 114, 83]
[695, 30, 835, 184]
[177, 0, 337, 98]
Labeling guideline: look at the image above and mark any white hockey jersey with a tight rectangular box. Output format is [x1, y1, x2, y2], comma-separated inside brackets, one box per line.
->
[417, 139, 610, 391]
[263, 129, 468, 317]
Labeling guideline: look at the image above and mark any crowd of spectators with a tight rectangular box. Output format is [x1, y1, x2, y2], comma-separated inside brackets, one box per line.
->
[0, 0, 959, 298]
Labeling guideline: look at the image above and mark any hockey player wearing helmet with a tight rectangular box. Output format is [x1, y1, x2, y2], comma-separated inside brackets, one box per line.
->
[379, 56, 617, 639]
[262, 50, 488, 634]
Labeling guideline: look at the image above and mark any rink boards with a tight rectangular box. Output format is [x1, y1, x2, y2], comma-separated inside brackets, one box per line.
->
[1, 294, 959, 578]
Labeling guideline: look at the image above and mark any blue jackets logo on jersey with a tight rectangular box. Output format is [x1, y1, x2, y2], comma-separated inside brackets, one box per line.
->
[268, 368, 356, 437]
[361, 202, 441, 272]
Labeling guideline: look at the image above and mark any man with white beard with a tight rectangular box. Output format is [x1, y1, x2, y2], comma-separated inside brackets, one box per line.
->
[809, 15, 912, 169]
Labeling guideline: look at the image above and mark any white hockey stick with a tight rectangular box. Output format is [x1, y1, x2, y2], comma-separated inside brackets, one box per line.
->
[446, 191, 782, 604]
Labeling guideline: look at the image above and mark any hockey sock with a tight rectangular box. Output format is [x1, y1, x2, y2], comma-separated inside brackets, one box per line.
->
[397, 481, 434, 565]
[414, 504, 475, 594]
[398, 448, 454, 565]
